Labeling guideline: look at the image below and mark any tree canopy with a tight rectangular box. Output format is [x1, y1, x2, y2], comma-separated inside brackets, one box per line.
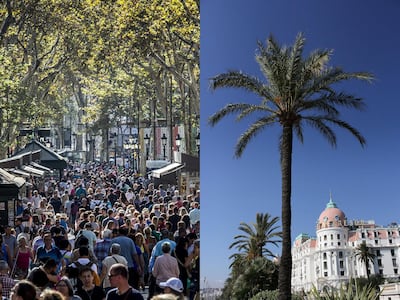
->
[0, 0, 199, 158]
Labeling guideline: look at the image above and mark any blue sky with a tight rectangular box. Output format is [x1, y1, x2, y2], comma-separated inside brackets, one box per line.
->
[200, 0, 400, 289]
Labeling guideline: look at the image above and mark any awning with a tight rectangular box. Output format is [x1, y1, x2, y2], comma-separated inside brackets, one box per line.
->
[151, 162, 184, 178]
[0, 168, 25, 187]
[30, 161, 51, 172]
[21, 165, 46, 177]
[7, 168, 31, 178]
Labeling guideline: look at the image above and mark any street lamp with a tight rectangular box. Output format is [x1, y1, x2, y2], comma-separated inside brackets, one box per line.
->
[175, 133, 182, 152]
[144, 133, 150, 160]
[124, 136, 135, 169]
[161, 133, 167, 160]
[195, 132, 200, 156]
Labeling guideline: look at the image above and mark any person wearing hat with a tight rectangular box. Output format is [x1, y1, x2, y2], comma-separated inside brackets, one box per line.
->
[159, 277, 185, 300]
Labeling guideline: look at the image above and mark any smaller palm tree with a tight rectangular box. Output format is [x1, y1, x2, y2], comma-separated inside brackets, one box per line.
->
[355, 241, 376, 279]
[229, 213, 281, 263]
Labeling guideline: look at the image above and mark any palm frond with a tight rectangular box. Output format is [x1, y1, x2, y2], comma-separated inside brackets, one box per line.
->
[236, 104, 275, 121]
[208, 103, 254, 126]
[235, 115, 276, 158]
[209, 71, 272, 99]
[286, 32, 305, 84]
[304, 116, 337, 147]
[324, 118, 366, 147]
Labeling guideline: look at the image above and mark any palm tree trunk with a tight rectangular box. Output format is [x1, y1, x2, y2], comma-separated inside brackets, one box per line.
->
[278, 125, 293, 300]
[365, 261, 370, 279]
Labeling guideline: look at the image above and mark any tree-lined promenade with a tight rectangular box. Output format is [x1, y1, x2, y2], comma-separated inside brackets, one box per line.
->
[0, 0, 199, 159]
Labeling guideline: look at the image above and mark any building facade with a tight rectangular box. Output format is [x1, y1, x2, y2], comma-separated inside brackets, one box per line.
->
[292, 198, 400, 292]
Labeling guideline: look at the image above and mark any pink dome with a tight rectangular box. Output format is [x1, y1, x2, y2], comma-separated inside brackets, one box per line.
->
[317, 199, 346, 229]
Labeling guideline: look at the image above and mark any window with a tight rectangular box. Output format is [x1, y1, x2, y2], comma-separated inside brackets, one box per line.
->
[339, 251, 343, 258]
[376, 250, 381, 257]
[329, 221, 333, 227]
[389, 239, 393, 244]
[375, 240, 378, 245]
[391, 249, 395, 256]
[331, 234, 333, 240]
[379, 269, 383, 275]
[337, 234, 340, 239]
[392, 258, 397, 267]
[378, 259, 382, 267]
[324, 272, 328, 277]
[324, 262, 328, 270]
[374, 231, 377, 238]
[394, 269, 398, 275]
[323, 253, 327, 259]
[339, 260, 344, 268]
[340, 271, 345, 276]
[338, 242, 341, 246]
[324, 235, 327, 241]
[362, 232, 365, 238]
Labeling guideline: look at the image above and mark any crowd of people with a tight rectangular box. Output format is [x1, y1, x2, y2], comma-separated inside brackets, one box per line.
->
[0, 162, 200, 300]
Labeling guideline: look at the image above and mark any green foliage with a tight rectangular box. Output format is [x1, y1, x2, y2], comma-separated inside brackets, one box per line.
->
[250, 289, 304, 300]
[309, 281, 381, 300]
[219, 257, 279, 300]
[229, 213, 281, 265]
[0, 0, 199, 158]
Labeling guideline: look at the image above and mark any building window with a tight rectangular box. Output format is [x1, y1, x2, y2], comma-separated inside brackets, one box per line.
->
[339, 260, 344, 268]
[324, 272, 328, 277]
[375, 240, 378, 245]
[391, 249, 395, 256]
[374, 231, 377, 238]
[339, 251, 343, 258]
[323, 253, 327, 259]
[394, 269, 398, 275]
[331, 234, 333, 240]
[337, 234, 340, 239]
[340, 271, 345, 276]
[329, 221, 333, 227]
[362, 232, 365, 238]
[338, 242, 341, 246]
[376, 250, 381, 257]
[324, 262, 328, 270]
[378, 259, 382, 267]
[379, 269, 383, 275]
[389, 239, 393, 244]
[324, 235, 327, 241]
[393, 258, 397, 267]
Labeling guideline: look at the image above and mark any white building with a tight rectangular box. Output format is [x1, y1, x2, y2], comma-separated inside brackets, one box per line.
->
[292, 198, 400, 293]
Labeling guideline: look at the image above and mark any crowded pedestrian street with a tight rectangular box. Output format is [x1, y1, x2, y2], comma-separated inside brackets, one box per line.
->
[0, 161, 200, 300]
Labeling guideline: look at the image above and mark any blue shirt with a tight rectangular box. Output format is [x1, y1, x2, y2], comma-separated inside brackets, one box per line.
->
[36, 245, 62, 266]
[148, 238, 176, 272]
[111, 236, 137, 268]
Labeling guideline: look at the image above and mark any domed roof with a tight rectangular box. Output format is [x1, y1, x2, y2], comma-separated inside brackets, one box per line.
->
[317, 198, 346, 229]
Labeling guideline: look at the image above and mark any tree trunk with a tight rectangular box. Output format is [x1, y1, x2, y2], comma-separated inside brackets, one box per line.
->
[365, 261, 370, 279]
[278, 125, 293, 300]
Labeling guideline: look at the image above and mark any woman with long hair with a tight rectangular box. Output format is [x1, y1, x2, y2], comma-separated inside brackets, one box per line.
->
[13, 236, 33, 279]
[55, 277, 82, 300]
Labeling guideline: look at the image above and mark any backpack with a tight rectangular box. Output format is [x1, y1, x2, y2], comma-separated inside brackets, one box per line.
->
[66, 261, 101, 287]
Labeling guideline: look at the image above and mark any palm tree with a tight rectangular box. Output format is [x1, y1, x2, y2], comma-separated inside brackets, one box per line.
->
[229, 213, 281, 261]
[209, 33, 373, 300]
[355, 241, 376, 279]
